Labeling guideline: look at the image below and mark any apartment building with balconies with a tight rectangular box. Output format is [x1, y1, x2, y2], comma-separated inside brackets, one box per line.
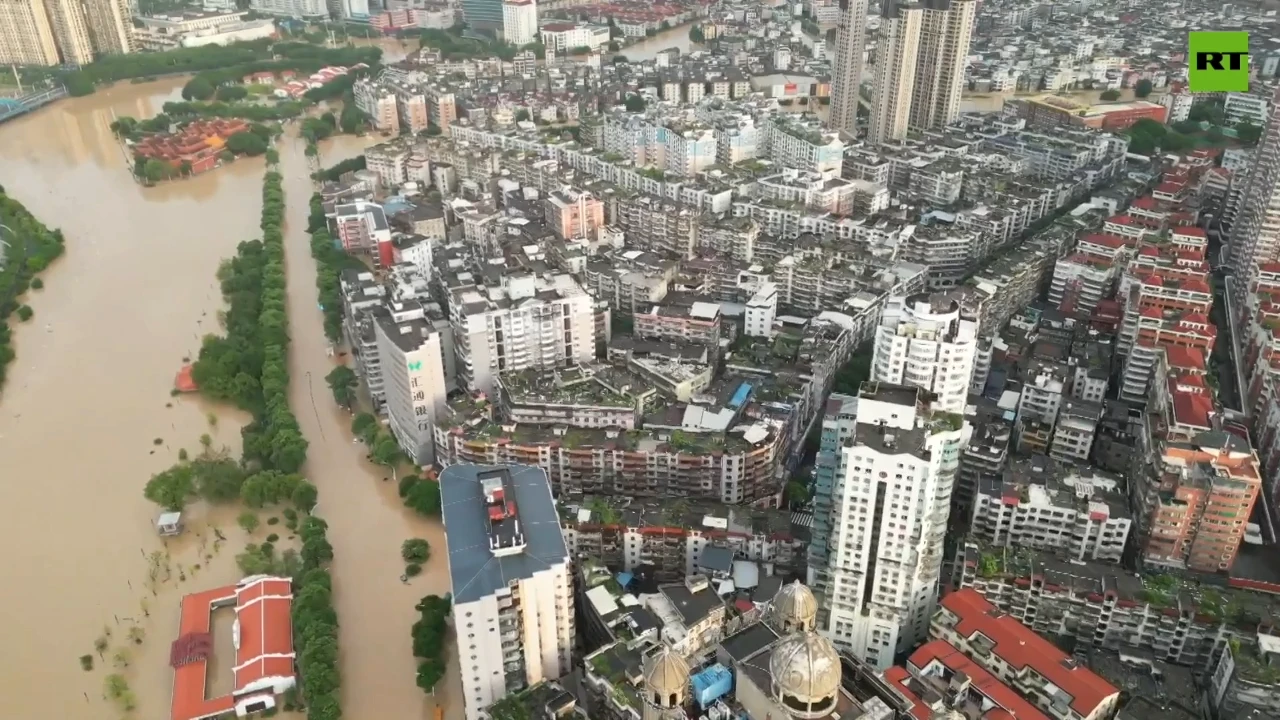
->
[1132, 428, 1261, 574]
[562, 496, 807, 585]
[971, 455, 1131, 563]
[931, 589, 1120, 720]
[441, 464, 574, 720]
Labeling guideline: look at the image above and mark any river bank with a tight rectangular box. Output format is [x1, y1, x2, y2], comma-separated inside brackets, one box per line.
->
[612, 21, 705, 62]
[0, 76, 455, 720]
[0, 76, 261, 719]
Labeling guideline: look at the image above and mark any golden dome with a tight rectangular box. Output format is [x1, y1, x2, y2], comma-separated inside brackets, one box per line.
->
[771, 580, 819, 634]
[769, 631, 842, 719]
[644, 646, 690, 704]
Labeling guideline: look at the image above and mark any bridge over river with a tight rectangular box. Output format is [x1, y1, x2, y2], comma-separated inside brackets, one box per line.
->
[0, 86, 68, 125]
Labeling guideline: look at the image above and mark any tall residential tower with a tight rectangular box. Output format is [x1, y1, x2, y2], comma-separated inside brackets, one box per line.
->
[0, 0, 60, 66]
[441, 464, 574, 720]
[866, 0, 922, 145]
[44, 0, 94, 65]
[83, 0, 134, 55]
[871, 292, 981, 413]
[829, 0, 870, 134]
[1228, 86, 1280, 323]
[908, 0, 977, 131]
[820, 383, 969, 669]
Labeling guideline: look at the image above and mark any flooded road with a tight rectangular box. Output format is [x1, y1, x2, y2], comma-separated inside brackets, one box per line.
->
[279, 130, 460, 719]
[0, 77, 455, 720]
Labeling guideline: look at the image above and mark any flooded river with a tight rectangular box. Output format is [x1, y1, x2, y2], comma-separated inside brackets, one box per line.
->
[0, 77, 455, 720]
[615, 22, 704, 62]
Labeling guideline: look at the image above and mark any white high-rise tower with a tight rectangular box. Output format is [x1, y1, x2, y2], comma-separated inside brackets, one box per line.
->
[441, 464, 574, 720]
[871, 292, 980, 413]
[821, 383, 969, 669]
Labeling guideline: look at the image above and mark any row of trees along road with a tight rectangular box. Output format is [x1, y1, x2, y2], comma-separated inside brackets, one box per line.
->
[63, 40, 382, 96]
[0, 186, 65, 391]
[140, 159, 343, 720]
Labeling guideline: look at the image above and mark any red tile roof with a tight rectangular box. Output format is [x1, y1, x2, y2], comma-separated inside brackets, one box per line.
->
[172, 577, 295, 720]
[939, 590, 1118, 718]
[886, 641, 1050, 720]
[1172, 226, 1207, 238]
[172, 587, 237, 720]
[1164, 344, 1207, 371]
[234, 577, 295, 694]
[1171, 386, 1214, 429]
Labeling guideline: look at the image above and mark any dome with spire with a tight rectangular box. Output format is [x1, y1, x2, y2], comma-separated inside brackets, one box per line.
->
[643, 646, 690, 710]
[771, 580, 818, 634]
[769, 631, 841, 719]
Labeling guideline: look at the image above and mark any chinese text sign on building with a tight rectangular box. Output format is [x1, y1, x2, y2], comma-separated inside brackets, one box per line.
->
[1189, 31, 1249, 92]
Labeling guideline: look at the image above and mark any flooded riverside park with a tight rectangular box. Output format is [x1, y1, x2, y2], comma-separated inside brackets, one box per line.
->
[0, 76, 459, 720]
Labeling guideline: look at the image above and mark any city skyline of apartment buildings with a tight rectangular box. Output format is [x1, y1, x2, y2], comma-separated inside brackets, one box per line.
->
[832, 0, 976, 141]
[0, 0, 133, 66]
[866, 0, 922, 145]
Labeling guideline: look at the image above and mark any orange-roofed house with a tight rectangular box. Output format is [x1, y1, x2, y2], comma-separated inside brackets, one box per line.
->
[931, 589, 1120, 720]
[133, 118, 249, 176]
[885, 640, 1051, 720]
[1131, 411, 1261, 572]
[171, 576, 295, 720]
[1103, 214, 1161, 242]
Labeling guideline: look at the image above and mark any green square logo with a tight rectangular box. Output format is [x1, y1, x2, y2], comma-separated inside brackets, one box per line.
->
[1189, 31, 1249, 92]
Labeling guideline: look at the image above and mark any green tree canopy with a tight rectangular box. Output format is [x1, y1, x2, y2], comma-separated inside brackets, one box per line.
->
[352, 412, 378, 443]
[1134, 78, 1153, 98]
[325, 365, 358, 408]
[182, 77, 215, 101]
[225, 131, 269, 156]
[1237, 121, 1263, 147]
[405, 478, 442, 516]
[144, 465, 196, 511]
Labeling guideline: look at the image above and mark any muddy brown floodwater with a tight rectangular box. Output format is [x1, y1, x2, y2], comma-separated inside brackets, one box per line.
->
[0, 77, 458, 720]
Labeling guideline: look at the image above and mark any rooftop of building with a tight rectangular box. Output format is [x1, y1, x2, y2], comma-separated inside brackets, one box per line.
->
[439, 464, 569, 604]
[937, 589, 1118, 718]
[1084, 650, 1199, 718]
[961, 536, 1280, 627]
[977, 454, 1129, 519]
[560, 496, 805, 542]
[498, 365, 640, 409]
[886, 639, 1050, 720]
